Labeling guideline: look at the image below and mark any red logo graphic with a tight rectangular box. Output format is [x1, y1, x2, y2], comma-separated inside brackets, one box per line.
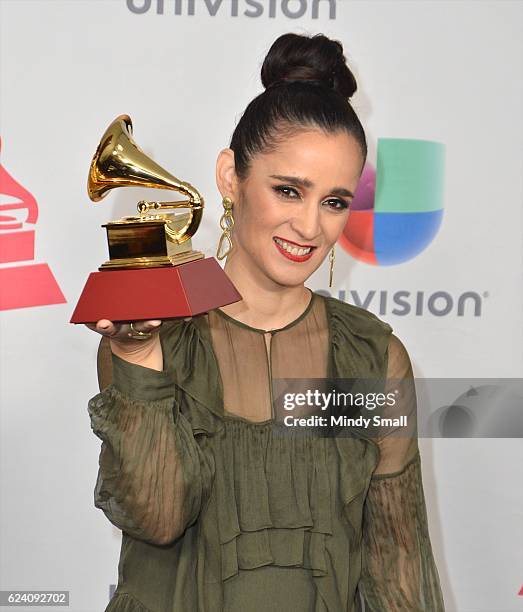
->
[0, 138, 66, 310]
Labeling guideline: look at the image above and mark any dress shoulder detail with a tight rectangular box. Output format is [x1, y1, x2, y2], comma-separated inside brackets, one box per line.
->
[322, 294, 393, 379]
[159, 315, 226, 433]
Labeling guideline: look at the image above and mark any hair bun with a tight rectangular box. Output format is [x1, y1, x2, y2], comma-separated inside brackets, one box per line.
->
[261, 33, 357, 99]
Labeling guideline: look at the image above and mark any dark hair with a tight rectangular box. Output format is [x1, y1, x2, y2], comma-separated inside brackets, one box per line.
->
[230, 33, 367, 181]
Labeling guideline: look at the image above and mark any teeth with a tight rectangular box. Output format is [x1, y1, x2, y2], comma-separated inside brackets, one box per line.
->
[274, 237, 312, 256]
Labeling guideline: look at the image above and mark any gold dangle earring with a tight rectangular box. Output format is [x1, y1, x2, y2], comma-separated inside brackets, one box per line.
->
[216, 196, 234, 260]
[328, 245, 336, 288]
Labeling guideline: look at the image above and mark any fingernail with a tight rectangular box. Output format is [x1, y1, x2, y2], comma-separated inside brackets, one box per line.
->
[149, 320, 162, 327]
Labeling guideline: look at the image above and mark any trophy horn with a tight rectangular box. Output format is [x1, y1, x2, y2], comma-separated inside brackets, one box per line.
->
[87, 114, 203, 243]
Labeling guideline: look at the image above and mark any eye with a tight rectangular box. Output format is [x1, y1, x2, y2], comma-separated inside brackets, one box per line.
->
[273, 185, 300, 199]
[323, 198, 350, 212]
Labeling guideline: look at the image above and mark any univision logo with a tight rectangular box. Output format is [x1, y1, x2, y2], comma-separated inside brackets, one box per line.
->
[318, 289, 486, 317]
[126, 0, 337, 19]
[340, 138, 445, 265]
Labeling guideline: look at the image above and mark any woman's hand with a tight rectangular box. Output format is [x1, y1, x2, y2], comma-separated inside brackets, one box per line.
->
[85, 319, 163, 369]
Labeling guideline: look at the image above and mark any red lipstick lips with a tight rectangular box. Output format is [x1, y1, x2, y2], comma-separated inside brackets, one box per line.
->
[273, 236, 316, 262]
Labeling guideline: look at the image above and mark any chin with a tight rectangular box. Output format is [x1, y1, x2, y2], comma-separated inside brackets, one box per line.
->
[266, 269, 309, 288]
[257, 254, 314, 287]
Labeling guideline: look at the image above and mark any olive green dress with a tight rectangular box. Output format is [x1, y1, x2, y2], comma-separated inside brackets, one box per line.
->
[88, 291, 445, 611]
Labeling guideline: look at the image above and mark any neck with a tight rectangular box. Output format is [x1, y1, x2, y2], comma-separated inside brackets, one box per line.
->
[221, 250, 311, 330]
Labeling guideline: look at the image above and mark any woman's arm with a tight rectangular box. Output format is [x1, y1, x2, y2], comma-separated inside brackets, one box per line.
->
[87, 323, 213, 546]
[358, 334, 445, 611]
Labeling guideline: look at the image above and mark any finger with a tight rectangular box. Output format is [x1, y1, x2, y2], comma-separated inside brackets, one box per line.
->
[144, 320, 162, 330]
[85, 321, 116, 335]
[95, 319, 118, 335]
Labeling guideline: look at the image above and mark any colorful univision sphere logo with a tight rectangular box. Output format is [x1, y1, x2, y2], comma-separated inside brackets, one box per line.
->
[339, 138, 445, 265]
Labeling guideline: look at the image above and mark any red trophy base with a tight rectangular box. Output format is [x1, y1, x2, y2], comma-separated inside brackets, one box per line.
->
[70, 257, 242, 324]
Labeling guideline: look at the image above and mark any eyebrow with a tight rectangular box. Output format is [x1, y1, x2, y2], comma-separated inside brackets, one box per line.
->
[269, 174, 354, 198]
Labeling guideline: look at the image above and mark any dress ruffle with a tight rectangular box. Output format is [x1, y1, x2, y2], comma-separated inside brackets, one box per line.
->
[189, 416, 381, 611]
[211, 419, 333, 581]
[162, 316, 225, 420]
[324, 295, 391, 531]
[159, 317, 225, 439]
[325, 295, 393, 379]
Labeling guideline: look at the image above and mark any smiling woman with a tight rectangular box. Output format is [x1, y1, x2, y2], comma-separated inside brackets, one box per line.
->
[215, 129, 361, 297]
[87, 32, 445, 612]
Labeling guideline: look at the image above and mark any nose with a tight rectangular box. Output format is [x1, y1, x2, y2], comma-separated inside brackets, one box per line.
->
[289, 202, 321, 242]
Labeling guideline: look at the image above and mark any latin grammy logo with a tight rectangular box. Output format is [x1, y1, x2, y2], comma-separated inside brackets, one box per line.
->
[0, 138, 66, 311]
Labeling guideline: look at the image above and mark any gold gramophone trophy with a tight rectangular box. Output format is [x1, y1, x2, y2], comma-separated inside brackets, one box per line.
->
[70, 114, 241, 324]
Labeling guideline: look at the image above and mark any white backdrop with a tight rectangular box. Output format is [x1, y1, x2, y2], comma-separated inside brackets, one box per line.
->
[1, 1, 522, 611]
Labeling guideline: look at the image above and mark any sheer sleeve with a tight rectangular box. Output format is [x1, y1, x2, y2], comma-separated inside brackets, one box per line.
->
[359, 334, 445, 611]
[87, 332, 214, 546]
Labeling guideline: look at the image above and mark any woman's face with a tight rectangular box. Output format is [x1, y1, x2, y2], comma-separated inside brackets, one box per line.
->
[227, 128, 363, 287]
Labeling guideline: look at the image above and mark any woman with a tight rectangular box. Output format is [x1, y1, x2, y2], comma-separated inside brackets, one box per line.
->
[87, 33, 445, 612]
